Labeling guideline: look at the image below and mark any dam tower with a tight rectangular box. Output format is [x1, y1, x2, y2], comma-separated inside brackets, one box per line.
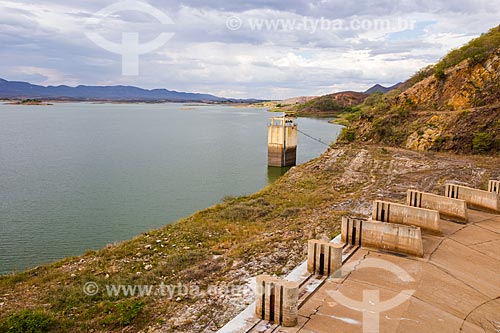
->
[267, 116, 298, 167]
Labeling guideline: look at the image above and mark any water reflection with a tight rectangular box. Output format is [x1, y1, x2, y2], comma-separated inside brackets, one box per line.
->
[267, 166, 292, 183]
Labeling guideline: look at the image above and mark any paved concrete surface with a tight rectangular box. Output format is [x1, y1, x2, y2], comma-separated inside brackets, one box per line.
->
[277, 209, 500, 333]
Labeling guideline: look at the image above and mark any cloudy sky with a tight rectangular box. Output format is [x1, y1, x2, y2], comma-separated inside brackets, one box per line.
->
[1, 0, 499, 99]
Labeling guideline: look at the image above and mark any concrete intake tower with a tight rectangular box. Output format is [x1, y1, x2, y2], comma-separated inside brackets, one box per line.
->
[267, 116, 298, 167]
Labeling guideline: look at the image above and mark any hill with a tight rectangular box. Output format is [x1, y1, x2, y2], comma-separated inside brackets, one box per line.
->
[280, 96, 318, 105]
[338, 24, 500, 154]
[261, 96, 318, 111]
[0, 78, 231, 102]
[272, 91, 368, 116]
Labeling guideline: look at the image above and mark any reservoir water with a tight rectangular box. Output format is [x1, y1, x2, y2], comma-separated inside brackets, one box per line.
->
[0, 102, 342, 274]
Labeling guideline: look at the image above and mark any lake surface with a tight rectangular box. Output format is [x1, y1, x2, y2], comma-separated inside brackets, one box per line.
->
[0, 103, 342, 274]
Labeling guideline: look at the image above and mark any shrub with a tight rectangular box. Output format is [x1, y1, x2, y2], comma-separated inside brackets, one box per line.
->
[459, 110, 471, 119]
[434, 67, 446, 80]
[363, 92, 384, 107]
[406, 65, 434, 87]
[99, 299, 145, 327]
[0, 310, 54, 333]
[473, 132, 493, 152]
[341, 128, 356, 142]
[408, 24, 500, 86]
[434, 135, 449, 145]
[116, 300, 144, 325]
[373, 118, 389, 137]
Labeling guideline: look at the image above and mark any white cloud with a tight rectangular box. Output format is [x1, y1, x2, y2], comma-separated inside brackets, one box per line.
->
[10, 66, 79, 86]
[1, 0, 499, 99]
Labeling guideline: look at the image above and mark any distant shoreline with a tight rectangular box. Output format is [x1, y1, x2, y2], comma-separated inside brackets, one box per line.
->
[0, 99, 269, 106]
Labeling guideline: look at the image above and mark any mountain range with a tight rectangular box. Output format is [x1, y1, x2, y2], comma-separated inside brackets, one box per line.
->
[0, 78, 247, 102]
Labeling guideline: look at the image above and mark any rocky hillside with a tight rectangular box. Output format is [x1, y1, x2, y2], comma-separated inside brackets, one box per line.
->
[399, 48, 500, 110]
[341, 24, 500, 154]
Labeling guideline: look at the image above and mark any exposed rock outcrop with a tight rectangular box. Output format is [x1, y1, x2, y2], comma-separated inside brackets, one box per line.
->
[398, 48, 500, 111]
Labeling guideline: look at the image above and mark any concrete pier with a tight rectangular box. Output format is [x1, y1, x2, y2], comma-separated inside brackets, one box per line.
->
[268, 116, 298, 167]
[407, 189, 468, 223]
[445, 183, 500, 213]
[342, 216, 424, 257]
[489, 180, 500, 194]
[372, 200, 441, 233]
[307, 240, 343, 276]
[255, 275, 299, 327]
[340, 216, 363, 246]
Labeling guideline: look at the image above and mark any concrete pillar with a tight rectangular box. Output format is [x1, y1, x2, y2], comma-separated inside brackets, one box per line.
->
[341, 216, 364, 246]
[445, 183, 460, 199]
[281, 281, 299, 327]
[255, 275, 299, 327]
[255, 275, 265, 319]
[329, 243, 343, 276]
[307, 240, 343, 276]
[307, 240, 317, 273]
[407, 189, 423, 208]
[264, 278, 274, 321]
[314, 240, 324, 275]
[373, 201, 391, 222]
[489, 180, 500, 194]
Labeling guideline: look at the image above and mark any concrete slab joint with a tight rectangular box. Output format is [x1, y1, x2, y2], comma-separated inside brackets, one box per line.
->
[307, 240, 343, 276]
[255, 275, 299, 327]
[372, 200, 441, 233]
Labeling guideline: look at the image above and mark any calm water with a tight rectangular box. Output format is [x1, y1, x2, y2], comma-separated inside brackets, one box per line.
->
[0, 103, 342, 274]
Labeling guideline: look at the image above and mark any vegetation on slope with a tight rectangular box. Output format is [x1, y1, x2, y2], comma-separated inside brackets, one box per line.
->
[271, 91, 367, 116]
[404, 25, 500, 89]
[337, 24, 500, 154]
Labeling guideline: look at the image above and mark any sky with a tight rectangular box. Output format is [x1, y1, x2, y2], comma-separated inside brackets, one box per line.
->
[1, 0, 499, 99]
